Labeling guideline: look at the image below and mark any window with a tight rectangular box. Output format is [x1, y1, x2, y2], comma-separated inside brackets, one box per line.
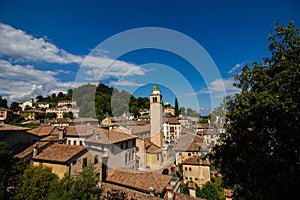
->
[185, 167, 187, 171]
[83, 158, 87, 168]
[94, 155, 98, 164]
[125, 154, 128, 163]
[188, 153, 191, 156]
[189, 167, 191, 171]
[80, 141, 83, 146]
[185, 177, 188, 180]
[68, 140, 71, 145]
[74, 141, 77, 145]
[195, 178, 198, 181]
[132, 151, 134, 160]
[156, 154, 159, 161]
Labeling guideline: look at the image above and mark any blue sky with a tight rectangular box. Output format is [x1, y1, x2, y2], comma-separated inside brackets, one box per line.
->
[0, 0, 299, 115]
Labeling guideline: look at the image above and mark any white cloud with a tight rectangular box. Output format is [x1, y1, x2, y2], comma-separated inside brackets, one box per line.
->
[80, 55, 145, 80]
[0, 60, 82, 103]
[228, 63, 243, 74]
[195, 78, 240, 98]
[0, 23, 82, 64]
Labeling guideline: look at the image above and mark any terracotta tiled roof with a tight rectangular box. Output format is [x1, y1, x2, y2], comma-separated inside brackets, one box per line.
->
[23, 109, 45, 113]
[27, 125, 55, 136]
[0, 124, 29, 131]
[175, 133, 203, 152]
[32, 144, 86, 163]
[144, 137, 152, 148]
[164, 117, 180, 124]
[86, 128, 137, 144]
[40, 135, 60, 142]
[182, 156, 200, 165]
[0, 107, 12, 112]
[15, 142, 51, 159]
[131, 124, 150, 135]
[182, 156, 210, 166]
[35, 102, 49, 104]
[195, 123, 211, 129]
[201, 159, 211, 166]
[174, 193, 204, 200]
[146, 144, 162, 153]
[106, 169, 172, 194]
[64, 125, 95, 137]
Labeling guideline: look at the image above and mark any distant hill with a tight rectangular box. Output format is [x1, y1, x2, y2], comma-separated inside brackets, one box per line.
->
[36, 83, 149, 120]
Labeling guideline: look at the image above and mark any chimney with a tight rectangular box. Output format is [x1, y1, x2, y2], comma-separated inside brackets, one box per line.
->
[188, 182, 196, 198]
[166, 185, 174, 200]
[149, 186, 155, 196]
[33, 145, 39, 157]
[59, 127, 65, 140]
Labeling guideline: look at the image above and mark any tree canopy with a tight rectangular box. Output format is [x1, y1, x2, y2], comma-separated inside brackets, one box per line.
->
[0, 96, 8, 108]
[215, 21, 300, 199]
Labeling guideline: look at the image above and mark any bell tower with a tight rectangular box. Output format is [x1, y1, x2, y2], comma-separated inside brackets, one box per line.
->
[150, 84, 163, 148]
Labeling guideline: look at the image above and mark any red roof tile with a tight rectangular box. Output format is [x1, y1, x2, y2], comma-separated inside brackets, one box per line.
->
[131, 124, 150, 134]
[27, 125, 55, 136]
[32, 144, 86, 163]
[175, 133, 203, 152]
[182, 156, 211, 166]
[86, 128, 137, 144]
[0, 124, 29, 131]
[106, 169, 172, 194]
[15, 142, 51, 159]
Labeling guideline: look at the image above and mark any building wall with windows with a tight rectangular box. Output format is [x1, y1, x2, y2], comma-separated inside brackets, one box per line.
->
[32, 145, 101, 179]
[182, 157, 210, 187]
[46, 105, 79, 119]
[146, 152, 163, 169]
[163, 121, 181, 144]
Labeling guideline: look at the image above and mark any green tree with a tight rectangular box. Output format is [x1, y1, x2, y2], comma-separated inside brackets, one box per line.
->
[0, 142, 13, 199]
[15, 165, 59, 200]
[198, 181, 218, 200]
[63, 111, 74, 119]
[16, 165, 58, 200]
[174, 98, 179, 117]
[47, 164, 99, 200]
[0, 142, 25, 199]
[195, 184, 201, 198]
[10, 102, 21, 112]
[0, 96, 8, 108]
[36, 95, 44, 102]
[215, 21, 300, 199]
[46, 112, 57, 119]
[181, 181, 189, 195]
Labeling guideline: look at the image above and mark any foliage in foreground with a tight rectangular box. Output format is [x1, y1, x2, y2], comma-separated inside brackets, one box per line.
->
[215, 21, 300, 199]
[14, 164, 100, 200]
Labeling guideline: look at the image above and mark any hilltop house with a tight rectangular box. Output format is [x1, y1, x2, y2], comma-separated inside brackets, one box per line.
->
[46, 101, 79, 119]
